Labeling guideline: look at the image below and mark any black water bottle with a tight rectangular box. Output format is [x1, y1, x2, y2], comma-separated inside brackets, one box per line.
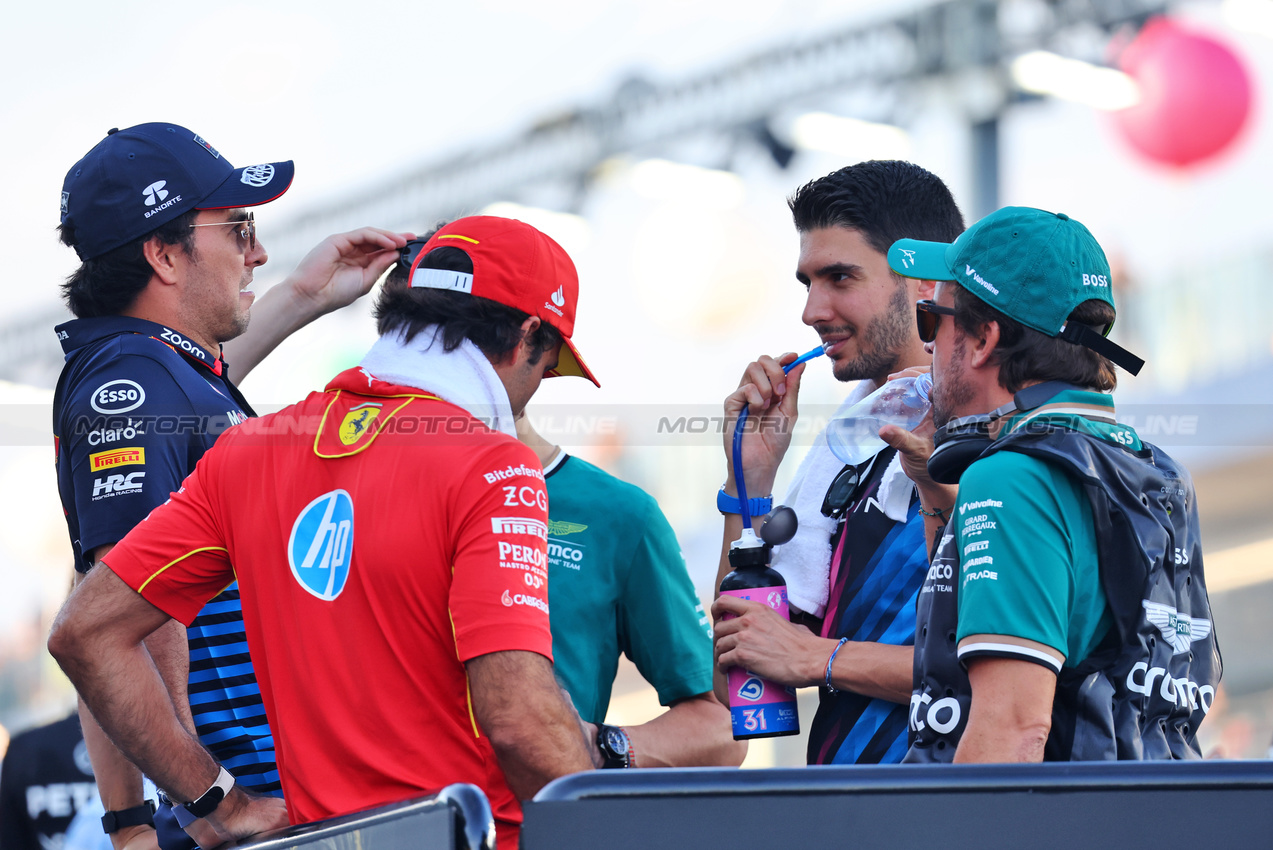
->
[718, 507, 800, 739]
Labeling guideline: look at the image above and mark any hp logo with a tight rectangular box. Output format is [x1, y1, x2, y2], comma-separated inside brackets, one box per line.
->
[287, 490, 354, 600]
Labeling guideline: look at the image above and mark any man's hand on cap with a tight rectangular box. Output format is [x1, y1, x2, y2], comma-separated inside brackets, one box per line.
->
[287, 227, 416, 318]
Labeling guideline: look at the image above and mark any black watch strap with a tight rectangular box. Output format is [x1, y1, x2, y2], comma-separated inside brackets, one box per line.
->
[595, 723, 631, 769]
[101, 800, 157, 834]
[174, 766, 235, 824]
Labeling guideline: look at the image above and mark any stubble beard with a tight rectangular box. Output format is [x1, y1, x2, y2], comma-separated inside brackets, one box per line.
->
[824, 280, 912, 384]
[931, 332, 975, 429]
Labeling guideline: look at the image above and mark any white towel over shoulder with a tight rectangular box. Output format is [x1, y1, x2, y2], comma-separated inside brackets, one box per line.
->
[772, 381, 916, 618]
[358, 326, 517, 438]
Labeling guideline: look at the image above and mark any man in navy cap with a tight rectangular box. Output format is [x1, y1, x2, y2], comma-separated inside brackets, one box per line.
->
[53, 123, 412, 849]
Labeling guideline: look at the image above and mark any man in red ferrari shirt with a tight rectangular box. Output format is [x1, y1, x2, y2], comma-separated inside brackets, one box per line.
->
[49, 216, 599, 848]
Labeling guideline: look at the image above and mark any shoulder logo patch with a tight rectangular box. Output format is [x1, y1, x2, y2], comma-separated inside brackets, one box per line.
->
[91, 379, 146, 414]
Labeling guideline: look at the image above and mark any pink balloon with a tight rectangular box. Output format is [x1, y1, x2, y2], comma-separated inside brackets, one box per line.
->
[1113, 17, 1253, 168]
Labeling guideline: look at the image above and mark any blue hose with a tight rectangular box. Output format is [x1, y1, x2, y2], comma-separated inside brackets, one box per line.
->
[732, 346, 825, 530]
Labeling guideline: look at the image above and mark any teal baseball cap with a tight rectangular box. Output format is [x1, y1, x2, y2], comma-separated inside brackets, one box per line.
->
[887, 206, 1143, 375]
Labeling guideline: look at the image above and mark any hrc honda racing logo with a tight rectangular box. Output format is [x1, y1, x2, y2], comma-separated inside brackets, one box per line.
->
[288, 490, 354, 601]
[92, 472, 145, 500]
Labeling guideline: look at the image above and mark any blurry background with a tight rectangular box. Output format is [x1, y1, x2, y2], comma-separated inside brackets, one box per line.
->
[2, 0, 1272, 766]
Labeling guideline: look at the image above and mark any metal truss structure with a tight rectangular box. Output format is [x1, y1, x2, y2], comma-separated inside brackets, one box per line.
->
[3, 0, 1167, 386]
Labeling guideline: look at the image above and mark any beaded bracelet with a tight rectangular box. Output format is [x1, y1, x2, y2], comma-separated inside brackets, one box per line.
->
[824, 637, 849, 693]
[918, 503, 951, 521]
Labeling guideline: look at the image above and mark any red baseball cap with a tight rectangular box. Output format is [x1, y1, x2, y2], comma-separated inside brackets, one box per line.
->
[408, 216, 599, 387]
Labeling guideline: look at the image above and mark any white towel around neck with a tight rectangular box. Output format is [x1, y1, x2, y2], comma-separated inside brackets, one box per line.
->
[771, 380, 917, 618]
[358, 326, 517, 438]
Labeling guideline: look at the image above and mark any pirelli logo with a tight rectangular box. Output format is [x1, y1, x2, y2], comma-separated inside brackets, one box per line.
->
[89, 447, 146, 471]
[491, 517, 548, 539]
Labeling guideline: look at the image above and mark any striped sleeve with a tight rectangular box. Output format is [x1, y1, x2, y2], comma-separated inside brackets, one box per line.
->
[957, 633, 1065, 672]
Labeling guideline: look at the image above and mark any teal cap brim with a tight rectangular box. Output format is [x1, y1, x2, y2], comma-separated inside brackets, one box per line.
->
[888, 238, 956, 281]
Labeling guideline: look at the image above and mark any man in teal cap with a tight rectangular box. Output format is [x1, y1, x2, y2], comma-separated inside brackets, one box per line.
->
[885, 206, 1220, 762]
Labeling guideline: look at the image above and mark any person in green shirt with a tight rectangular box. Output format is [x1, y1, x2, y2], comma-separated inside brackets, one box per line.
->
[517, 414, 746, 769]
[885, 206, 1218, 763]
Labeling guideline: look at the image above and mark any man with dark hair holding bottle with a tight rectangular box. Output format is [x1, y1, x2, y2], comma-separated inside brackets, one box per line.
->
[712, 161, 964, 764]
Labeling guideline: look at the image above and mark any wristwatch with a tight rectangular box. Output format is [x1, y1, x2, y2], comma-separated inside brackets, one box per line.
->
[101, 800, 156, 834]
[172, 766, 235, 827]
[595, 723, 632, 769]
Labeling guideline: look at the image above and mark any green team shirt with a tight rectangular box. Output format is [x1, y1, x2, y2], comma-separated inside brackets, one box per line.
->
[544, 453, 714, 724]
[954, 390, 1138, 673]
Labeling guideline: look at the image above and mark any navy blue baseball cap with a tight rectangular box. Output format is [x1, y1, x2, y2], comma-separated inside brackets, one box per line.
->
[60, 122, 295, 260]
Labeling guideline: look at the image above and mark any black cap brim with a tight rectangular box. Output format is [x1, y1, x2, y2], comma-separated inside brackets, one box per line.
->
[196, 160, 294, 210]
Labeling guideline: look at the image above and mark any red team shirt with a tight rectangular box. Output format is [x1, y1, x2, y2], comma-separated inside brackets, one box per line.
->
[105, 368, 555, 840]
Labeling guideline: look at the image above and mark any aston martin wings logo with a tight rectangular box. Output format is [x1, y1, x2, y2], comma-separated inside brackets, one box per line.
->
[1142, 599, 1212, 655]
[548, 519, 588, 536]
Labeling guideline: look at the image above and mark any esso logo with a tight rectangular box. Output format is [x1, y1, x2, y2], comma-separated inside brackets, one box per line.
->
[90, 380, 146, 414]
[287, 490, 354, 601]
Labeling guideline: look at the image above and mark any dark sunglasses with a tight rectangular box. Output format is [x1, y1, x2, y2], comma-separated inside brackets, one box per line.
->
[189, 211, 255, 251]
[398, 239, 430, 270]
[916, 298, 1116, 344]
[820, 464, 862, 519]
[915, 299, 957, 343]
